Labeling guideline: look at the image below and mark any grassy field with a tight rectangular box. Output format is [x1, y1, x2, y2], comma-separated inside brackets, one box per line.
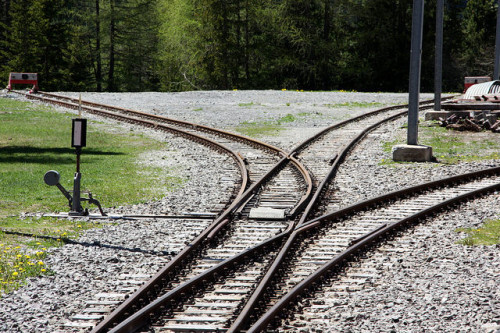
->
[0, 97, 182, 295]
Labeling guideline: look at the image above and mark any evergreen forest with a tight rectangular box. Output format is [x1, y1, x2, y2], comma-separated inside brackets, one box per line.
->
[0, 0, 498, 92]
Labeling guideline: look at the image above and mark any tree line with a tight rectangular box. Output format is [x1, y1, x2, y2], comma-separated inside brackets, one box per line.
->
[0, 0, 498, 92]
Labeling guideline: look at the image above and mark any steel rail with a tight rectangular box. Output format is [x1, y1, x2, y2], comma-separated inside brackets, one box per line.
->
[14, 90, 315, 333]
[110, 98, 445, 333]
[17, 91, 455, 332]
[31, 91, 286, 155]
[107, 224, 294, 333]
[22, 90, 316, 218]
[90, 154, 292, 333]
[227, 103, 418, 332]
[92, 96, 447, 332]
[246, 168, 500, 332]
[55, 99, 249, 202]
[234, 164, 500, 333]
[290, 95, 455, 154]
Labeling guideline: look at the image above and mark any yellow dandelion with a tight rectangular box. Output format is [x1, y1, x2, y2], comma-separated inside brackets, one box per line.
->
[282, 88, 287, 91]
[37, 261, 44, 266]
[16, 254, 22, 258]
[25, 255, 30, 259]
[41, 269, 46, 272]
[42, 248, 47, 251]
[36, 242, 41, 245]
[77, 225, 82, 228]
[12, 272, 18, 277]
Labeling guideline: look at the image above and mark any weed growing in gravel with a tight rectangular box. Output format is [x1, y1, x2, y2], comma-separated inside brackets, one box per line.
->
[238, 102, 255, 107]
[455, 219, 500, 246]
[381, 123, 500, 165]
[0, 216, 101, 295]
[235, 113, 298, 137]
[323, 101, 384, 108]
[0, 242, 50, 295]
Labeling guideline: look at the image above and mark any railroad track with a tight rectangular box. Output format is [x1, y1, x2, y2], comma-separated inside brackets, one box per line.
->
[73, 96, 447, 332]
[14, 91, 480, 333]
[243, 167, 500, 332]
[13, 91, 311, 331]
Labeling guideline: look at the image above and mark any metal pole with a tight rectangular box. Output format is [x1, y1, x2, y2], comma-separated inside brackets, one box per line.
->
[434, 0, 444, 111]
[71, 148, 83, 214]
[408, 0, 425, 145]
[72, 172, 83, 214]
[495, 0, 500, 80]
[76, 148, 81, 173]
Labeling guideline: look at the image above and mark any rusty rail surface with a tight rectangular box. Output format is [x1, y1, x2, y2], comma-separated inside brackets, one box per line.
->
[227, 99, 440, 332]
[14, 90, 462, 332]
[245, 166, 500, 332]
[29, 91, 286, 155]
[15, 90, 313, 332]
[101, 98, 443, 332]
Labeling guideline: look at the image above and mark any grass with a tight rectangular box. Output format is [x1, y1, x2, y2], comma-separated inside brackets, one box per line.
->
[0, 97, 183, 295]
[0, 216, 101, 293]
[235, 113, 298, 137]
[238, 102, 255, 107]
[381, 121, 500, 165]
[456, 219, 500, 246]
[323, 101, 384, 109]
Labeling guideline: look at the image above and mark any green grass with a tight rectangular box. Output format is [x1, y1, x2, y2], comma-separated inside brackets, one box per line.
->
[456, 219, 500, 246]
[0, 216, 102, 294]
[323, 101, 384, 109]
[235, 113, 298, 137]
[381, 122, 500, 165]
[238, 102, 256, 107]
[0, 97, 183, 295]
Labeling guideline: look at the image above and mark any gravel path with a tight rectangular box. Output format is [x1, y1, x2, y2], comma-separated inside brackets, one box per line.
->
[0, 90, 498, 332]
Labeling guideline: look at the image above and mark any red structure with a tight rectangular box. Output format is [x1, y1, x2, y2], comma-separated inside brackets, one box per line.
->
[464, 76, 491, 93]
[6, 72, 39, 93]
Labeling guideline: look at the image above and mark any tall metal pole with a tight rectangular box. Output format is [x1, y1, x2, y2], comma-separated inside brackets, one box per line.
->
[434, 0, 444, 111]
[408, 0, 425, 145]
[495, 0, 500, 80]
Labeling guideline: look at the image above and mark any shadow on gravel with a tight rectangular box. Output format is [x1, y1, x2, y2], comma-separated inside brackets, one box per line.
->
[0, 229, 174, 257]
[0, 146, 124, 164]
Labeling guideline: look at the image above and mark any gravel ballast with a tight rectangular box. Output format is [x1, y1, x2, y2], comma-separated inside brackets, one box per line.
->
[0, 90, 498, 332]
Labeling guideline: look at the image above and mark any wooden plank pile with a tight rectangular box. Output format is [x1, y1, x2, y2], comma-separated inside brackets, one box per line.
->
[439, 112, 500, 133]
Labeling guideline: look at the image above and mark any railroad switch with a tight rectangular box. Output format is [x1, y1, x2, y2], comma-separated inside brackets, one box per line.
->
[43, 117, 106, 216]
[44, 170, 107, 216]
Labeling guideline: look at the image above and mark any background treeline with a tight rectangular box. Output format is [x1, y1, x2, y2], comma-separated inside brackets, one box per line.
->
[0, 0, 498, 92]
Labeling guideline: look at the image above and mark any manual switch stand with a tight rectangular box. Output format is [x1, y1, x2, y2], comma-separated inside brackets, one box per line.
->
[44, 117, 106, 216]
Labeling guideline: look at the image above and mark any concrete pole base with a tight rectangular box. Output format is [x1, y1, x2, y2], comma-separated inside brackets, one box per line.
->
[392, 144, 433, 162]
